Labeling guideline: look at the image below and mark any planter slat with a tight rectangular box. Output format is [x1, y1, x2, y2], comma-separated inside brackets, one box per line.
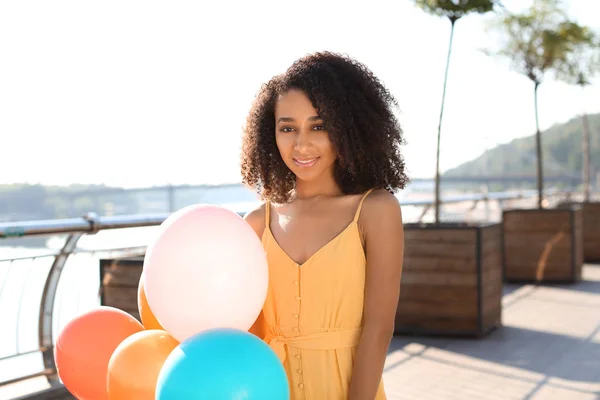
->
[503, 213, 572, 231]
[402, 242, 478, 258]
[401, 257, 476, 272]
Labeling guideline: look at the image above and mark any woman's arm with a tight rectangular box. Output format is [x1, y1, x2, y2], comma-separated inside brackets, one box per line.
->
[243, 204, 267, 339]
[348, 190, 404, 400]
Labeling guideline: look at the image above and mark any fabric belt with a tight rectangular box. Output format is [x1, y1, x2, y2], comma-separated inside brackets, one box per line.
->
[265, 327, 363, 363]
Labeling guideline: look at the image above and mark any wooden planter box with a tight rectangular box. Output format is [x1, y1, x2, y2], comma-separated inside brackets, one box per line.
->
[395, 222, 503, 337]
[99, 256, 144, 321]
[503, 207, 583, 283]
[557, 201, 600, 262]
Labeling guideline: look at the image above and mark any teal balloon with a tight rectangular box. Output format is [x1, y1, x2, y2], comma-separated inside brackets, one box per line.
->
[156, 328, 290, 399]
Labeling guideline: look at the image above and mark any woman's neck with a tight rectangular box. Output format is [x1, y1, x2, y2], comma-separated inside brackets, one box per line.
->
[294, 173, 342, 200]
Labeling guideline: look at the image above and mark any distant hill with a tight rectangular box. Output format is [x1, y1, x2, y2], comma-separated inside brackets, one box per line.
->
[0, 182, 259, 224]
[0, 182, 260, 248]
[444, 113, 600, 179]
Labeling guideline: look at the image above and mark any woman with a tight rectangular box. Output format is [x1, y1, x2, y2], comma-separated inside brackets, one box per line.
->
[240, 51, 408, 400]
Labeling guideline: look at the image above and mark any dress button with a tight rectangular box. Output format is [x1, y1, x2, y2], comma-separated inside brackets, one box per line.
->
[293, 314, 299, 318]
[293, 327, 299, 332]
[297, 369, 302, 374]
[294, 280, 299, 286]
[295, 354, 301, 359]
[298, 383, 304, 389]
[295, 296, 301, 301]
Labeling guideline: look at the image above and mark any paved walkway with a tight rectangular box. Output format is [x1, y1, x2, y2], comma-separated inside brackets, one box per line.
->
[383, 264, 600, 400]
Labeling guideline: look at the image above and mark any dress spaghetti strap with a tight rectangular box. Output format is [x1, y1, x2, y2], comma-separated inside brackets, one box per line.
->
[353, 188, 376, 222]
[264, 201, 271, 226]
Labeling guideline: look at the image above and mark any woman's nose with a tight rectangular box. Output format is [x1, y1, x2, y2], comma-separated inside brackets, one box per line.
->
[293, 130, 312, 152]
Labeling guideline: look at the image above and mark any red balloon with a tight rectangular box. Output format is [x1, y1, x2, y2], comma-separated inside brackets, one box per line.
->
[55, 306, 144, 400]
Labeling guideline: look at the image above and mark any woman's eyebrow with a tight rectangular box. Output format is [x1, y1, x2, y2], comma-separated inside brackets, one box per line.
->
[277, 117, 295, 123]
[277, 115, 322, 124]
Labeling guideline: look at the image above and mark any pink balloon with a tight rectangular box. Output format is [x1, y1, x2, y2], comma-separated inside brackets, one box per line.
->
[143, 204, 268, 342]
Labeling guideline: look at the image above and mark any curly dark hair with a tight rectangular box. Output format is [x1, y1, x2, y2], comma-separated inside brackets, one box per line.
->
[240, 51, 409, 203]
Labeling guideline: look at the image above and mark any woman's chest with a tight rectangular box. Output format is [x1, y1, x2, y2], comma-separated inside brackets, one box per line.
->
[269, 206, 362, 266]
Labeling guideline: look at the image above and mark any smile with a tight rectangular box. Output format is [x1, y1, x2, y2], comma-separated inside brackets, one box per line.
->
[293, 157, 319, 167]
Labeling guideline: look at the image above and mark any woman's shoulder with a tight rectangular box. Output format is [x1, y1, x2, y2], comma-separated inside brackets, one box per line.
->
[243, 202, 268, 239]
[359, 188, 402, 225]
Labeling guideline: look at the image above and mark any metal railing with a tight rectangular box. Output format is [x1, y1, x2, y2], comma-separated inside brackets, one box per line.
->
[0, 188, 574, 398]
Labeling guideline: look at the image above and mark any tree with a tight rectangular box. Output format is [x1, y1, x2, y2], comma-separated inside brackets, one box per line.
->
[485, 0, 593, 208]
[413, 0, 502, 223]
[554, 26, 600, 201]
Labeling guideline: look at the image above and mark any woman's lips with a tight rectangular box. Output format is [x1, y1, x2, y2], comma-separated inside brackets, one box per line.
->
[293, 157, 319, 167]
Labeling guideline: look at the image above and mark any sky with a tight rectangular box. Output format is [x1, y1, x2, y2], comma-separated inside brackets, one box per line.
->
[1, 0, 599, 188]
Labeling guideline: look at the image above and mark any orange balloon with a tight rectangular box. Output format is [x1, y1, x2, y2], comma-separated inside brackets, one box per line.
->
[137, 273, 164, 330]
[107, 330, 179, 399]
[55, 306, 144, 400]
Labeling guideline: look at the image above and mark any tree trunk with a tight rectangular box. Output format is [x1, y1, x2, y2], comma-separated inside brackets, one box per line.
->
[534, 81, 544, 209]
[582, 111, 591, 202]
[434, 17, 457, 224]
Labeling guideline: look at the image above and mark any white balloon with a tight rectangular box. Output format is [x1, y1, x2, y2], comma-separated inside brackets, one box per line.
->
[143, 204, 268, 342]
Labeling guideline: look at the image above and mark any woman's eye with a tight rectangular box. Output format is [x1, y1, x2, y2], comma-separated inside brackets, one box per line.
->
[280, 127, 294, 133]
[313, 125, 325, 131]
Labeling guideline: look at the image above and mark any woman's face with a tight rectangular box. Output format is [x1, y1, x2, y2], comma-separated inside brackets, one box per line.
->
[274, 89, 337, 184]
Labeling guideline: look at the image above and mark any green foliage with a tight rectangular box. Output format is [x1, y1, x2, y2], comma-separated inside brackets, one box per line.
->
[414, 0, 501, 21]
[444, 113, 600, 177]
[554, 24, 600, 86]
[485, 0, 593, 84]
